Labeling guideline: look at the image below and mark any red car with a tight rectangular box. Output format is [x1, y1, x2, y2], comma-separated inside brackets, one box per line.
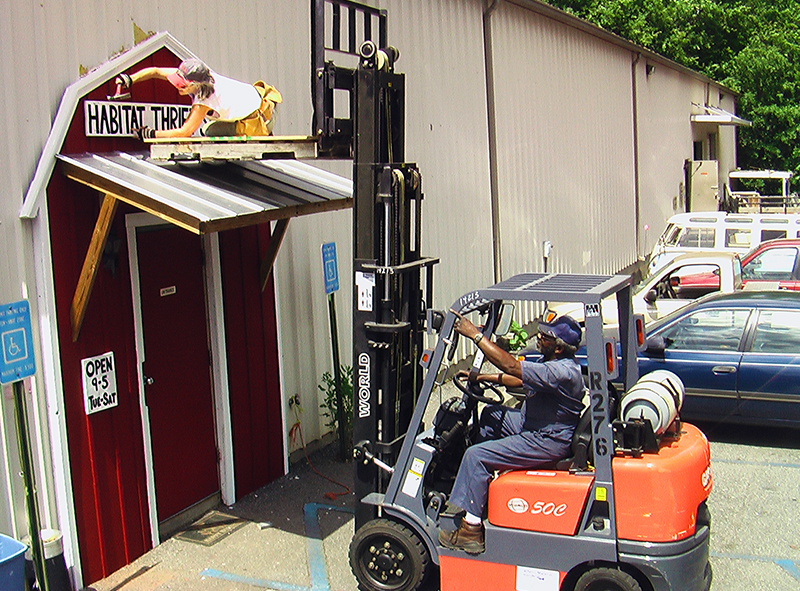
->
[740, 238, 800, 290]
[680, 238, 800, 292]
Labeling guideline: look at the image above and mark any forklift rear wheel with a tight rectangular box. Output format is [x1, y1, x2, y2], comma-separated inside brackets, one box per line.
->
[573, 567, 642, 591]
[350, 518, 431, 591]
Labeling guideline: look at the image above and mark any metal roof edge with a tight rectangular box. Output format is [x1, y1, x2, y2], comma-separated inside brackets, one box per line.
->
[504, 0, 738, 96]
[19, 32, 196, 219]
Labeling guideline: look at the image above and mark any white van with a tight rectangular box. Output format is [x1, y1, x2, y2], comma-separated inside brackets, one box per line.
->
[648, 211, 800, 273]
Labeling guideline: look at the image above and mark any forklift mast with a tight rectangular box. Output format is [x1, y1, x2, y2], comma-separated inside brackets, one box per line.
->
[312, 0, 439, 528]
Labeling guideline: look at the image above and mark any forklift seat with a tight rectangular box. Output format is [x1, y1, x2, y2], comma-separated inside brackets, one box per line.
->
[553, 381, 618, 471]
[554, 406, 592, 471]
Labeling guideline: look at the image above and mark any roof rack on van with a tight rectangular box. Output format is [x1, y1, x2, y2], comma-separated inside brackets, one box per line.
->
[724, 170, 798, 213]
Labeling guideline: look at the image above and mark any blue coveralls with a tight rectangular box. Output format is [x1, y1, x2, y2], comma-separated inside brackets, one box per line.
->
[448, 356, 585, 518]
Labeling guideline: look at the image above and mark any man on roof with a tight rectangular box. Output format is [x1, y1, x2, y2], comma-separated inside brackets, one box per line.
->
[116, 58, 281, 139]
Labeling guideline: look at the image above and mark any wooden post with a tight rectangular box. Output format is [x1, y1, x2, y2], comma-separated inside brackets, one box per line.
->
[70, 193, 118, 342]
[259, 218, 290, 291]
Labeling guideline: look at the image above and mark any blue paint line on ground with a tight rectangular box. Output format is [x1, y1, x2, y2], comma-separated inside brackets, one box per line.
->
[201, 568, 307, 590]
[712, 458, 800, 470]
[711, 552, 800, 582]
[202, 503, 355, 591]
[775, 559, 800, 582]
[305, 503, 334, 590]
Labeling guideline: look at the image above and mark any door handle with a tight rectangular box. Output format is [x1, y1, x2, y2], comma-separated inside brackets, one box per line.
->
[712, 365, 736, 375]
[144, 375, 155, 386]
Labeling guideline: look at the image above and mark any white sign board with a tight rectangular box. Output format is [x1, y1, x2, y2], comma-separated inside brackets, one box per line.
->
[81, 352, 118, 415]
[84, 100, 192, 137]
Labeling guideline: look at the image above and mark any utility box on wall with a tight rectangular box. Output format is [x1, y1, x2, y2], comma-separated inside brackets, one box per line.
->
[686, 160, 719, 212]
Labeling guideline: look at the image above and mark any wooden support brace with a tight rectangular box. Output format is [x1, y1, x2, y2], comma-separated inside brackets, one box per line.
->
[260, 218, 290, 292]
[70, 193, 118, 342]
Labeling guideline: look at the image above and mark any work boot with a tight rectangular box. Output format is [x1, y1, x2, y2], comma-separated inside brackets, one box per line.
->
[438, 520, 485, 554]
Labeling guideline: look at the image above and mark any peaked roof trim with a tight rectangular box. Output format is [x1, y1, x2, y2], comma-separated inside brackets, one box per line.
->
[20, 32, 195, 219]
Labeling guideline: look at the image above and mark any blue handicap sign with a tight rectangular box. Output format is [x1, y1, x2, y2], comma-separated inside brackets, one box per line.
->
[321, 242, 339, 295]
[0, 300, 36, 384]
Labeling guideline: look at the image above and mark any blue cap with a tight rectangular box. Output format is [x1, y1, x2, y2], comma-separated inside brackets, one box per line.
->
[539, 315, 582, 347]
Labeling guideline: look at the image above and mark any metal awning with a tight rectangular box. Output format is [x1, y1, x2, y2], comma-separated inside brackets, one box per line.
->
[691, 104, 751, 126]
[57, 152, 353, 341]
[57, 152, 352, 233]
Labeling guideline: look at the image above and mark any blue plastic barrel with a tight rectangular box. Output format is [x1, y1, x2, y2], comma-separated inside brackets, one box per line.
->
[0, 533, 27, 591]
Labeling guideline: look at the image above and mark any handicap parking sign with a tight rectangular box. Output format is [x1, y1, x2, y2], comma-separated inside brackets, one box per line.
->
[0, 300, 36, 384]
[321, 242, 340, 295]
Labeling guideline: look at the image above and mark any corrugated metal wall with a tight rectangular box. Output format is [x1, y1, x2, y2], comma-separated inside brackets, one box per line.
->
[490, 2, 637, 281]
[635, 62, 698, 256]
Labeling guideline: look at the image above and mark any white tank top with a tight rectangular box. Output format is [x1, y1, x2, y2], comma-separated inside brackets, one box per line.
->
[195, 72, 261, 121]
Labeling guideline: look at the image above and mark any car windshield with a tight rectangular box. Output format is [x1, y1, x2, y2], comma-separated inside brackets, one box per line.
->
[645, 294, 712, 333]
[742, 246, 799, 281]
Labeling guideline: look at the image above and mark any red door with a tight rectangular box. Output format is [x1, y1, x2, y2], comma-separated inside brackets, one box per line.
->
[136, 226, 219, 523]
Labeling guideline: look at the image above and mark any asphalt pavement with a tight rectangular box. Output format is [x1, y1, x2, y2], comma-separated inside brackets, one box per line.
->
[82, 419, 800, 591]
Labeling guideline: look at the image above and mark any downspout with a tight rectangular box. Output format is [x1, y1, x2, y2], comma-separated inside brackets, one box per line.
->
[631, 52, 642, 260]
[484, 0, 502, 282]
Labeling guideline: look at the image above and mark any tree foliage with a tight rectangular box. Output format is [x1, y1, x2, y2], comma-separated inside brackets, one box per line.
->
[545, 0, 800, 178]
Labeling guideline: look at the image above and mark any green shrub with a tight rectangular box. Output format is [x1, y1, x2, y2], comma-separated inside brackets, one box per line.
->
[319, 365, 354, 446]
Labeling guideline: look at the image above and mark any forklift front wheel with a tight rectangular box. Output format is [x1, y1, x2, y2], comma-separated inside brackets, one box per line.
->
[350, 518, 431, 591]
[573, 566, 642, 591]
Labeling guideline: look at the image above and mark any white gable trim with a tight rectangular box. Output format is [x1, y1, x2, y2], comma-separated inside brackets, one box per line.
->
[20, 32, 195, 219]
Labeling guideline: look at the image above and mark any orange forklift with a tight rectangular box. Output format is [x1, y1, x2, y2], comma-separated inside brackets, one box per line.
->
[307, 3, 712, 590]
[349, 273, 713, 591]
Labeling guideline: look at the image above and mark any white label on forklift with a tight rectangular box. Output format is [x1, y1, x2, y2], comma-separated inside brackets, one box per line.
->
[356, 272, 375, 311]
[401, 458, 426, 497]
[516, 566, 559, 591]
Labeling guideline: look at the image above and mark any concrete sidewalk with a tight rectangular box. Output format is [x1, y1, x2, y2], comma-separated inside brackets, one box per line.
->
[83, 445, 360, 591]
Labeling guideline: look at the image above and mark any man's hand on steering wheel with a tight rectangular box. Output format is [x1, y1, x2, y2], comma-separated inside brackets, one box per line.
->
[453, 371, 505, 405]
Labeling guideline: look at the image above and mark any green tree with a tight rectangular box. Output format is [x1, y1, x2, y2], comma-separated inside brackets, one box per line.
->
[545, 0, 800, 179]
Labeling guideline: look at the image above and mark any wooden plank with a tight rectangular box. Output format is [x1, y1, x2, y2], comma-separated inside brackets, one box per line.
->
[260, 218, 290, 292]
[146, 135, 317, 144]
[70, 193, 118, 342]
[148, 136, 319, 161]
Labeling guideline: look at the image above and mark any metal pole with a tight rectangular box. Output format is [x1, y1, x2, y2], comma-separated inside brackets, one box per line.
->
[12, 380, 50, 591]
[328, 293, 347, 461]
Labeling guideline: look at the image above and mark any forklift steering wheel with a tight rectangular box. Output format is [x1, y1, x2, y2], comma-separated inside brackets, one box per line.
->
[453, 373, 505, 405]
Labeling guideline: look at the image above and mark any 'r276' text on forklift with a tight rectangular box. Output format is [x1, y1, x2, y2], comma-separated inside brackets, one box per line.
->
[310, 3, 713, 591]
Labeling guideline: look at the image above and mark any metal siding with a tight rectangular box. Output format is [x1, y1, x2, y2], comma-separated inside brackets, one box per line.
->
[636, 63, 701, 255]
[384, 0, 495, 300]
[381, 0, 495, 362]
[490, 2, 636, 282]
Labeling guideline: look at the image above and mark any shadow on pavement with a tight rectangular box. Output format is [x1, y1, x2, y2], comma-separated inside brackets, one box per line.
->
[692, 419, 800, 449]
[220, 443, 356, 538]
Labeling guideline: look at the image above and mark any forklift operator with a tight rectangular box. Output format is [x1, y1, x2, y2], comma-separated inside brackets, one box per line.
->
[438, 313, 585, 554]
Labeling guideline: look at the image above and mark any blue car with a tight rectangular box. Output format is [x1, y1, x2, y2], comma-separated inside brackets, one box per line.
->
[634, 290, 800, 427]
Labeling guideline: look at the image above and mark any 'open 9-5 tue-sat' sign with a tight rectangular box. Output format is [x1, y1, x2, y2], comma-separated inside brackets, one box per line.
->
[81, 352, 118, 415]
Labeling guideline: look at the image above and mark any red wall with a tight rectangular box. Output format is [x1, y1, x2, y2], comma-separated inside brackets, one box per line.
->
[47, 47, 284, 584]
[220, 225, 286, 497]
